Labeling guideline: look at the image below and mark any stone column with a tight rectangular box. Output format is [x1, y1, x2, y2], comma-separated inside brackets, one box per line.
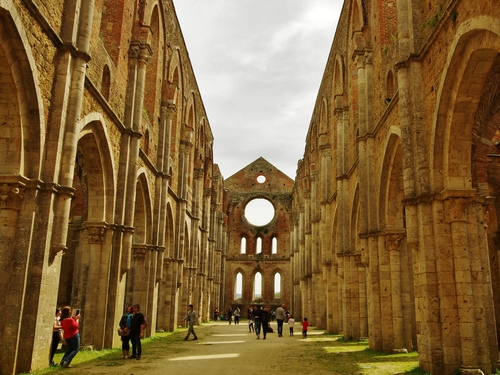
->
[76, 222, 110, 349]
[443, 195, 497, 373]
[122, 42, 151, 272]
[387, 233, 406, 352]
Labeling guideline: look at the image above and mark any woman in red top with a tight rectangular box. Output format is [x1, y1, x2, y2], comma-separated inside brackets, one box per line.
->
[60, 306, 80, 368]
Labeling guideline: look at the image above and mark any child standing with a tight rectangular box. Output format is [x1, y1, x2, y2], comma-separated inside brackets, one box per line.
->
[301, 317, 309, 339]
[288, 315, 295, 336]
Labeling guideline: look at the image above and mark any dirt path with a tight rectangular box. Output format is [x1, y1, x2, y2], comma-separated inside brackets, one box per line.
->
[55, 321, 336, 375]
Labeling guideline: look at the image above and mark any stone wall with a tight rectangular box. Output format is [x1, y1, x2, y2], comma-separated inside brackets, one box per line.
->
[293, 0, 500, 374]
[224, 157, 294, 314]
[0, 1, 225, 374]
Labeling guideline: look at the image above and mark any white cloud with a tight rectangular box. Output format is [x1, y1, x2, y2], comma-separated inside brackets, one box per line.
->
[174, 0, 341, 179]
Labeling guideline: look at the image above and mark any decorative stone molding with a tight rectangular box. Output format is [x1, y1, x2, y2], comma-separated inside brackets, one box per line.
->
[444, 197, 470, 223]
[132, 245, 147, 260]
[0, 184, 25, 210]
[354, 54, 366, 69]
[129, 42, 140, 59]
[387, 233, 404, 252]
[194, 167, 204, 179]
[85, 224, 107, 244]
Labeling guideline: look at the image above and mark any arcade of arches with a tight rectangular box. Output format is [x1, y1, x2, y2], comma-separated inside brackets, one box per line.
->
[1, 1, 500, 374]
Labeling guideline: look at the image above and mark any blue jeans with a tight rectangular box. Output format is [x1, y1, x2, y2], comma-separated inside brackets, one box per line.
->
[62, 333, 80, 365]
[255, 321, 261, 336]
[131, 333, 142, 357]
[277, 319, 284, 336]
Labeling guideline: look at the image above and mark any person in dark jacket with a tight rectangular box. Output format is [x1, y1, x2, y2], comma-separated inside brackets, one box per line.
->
[253, 306, 262, 339]
[129, 304, 145, 360]
[261, 307, 270, 340]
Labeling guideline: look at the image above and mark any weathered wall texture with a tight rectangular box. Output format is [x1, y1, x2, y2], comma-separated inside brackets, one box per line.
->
[3, 0, 500, 374]
[0, 1, 225, 374]
[293, 0, 500, 374]
[224, 158, 294, 314]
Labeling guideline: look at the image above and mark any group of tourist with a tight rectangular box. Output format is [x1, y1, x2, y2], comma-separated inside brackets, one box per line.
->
[118, 304, 147, 360]
[49, 302, 308, 369]
[49, 306, 82, 368]
[50, 303, 147, 368]
[245, 304, 309, 339]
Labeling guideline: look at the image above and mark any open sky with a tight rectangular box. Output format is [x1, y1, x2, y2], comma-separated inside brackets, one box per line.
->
[173, 1, 342, 180]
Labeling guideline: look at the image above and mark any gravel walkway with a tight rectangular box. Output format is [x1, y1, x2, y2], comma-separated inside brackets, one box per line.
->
[59, 321, 334, 374]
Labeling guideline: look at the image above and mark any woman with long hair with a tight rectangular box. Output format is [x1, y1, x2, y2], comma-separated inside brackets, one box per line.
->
[49, 308, 62, 366]
[119, 306, 133, 358]
[59, 306, 80, 368]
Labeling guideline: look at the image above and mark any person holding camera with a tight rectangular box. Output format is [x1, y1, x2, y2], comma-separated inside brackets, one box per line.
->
[59, 306, 80, 368]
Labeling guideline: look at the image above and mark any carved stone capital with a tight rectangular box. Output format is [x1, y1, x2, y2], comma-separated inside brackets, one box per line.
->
[0, 183, 25, 210]
[444, 197, 469, 223]
[87, 225, 106, 244]
[387, 233, 404, 252]
[354, 54, 366, 69]
[133, 245, 147, 260]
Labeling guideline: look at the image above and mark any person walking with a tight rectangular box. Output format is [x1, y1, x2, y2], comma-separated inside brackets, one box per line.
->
[275, 304, 286, 337]
[183, 304, 199, 341]
[234, 307, 240, 324]
[119, 305, 133, 358]
[247, 306, 254, 333]
[59, 306, 80, 368]
[261, 307, 270, 340]
[213, 308, 219, 321]
[129, 304, 145, 360]
[302, 317, 309, 339]
[253, 306, 262, 339]
[49, 308, 62, 366]
[227, 307, 233, 324]
[288, 315, 295, 336]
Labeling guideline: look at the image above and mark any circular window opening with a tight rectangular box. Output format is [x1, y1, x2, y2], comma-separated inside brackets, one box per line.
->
[256, 175, 266, 184]
[244, 198, 275, 226]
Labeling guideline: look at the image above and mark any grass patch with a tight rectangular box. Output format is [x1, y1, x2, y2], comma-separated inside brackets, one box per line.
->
[19, 330, 187, 375]
[309, 333, 421, 374]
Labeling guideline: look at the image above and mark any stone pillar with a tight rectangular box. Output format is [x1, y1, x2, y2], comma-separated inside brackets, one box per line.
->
[122, 42, 151, 272]
[387, 233, 407, 352]
[75, 222, 110, 349]
[442, 195, 497, 374]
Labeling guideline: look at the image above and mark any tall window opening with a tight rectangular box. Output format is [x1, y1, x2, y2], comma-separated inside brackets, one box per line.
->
[240, 237, 246, 254]
[235, 272, 243, 299]
[256, 237, 262, 254]
[274, 273, 281, 298]
[272, 237, 277, 254]
[254, 272, 262, 298]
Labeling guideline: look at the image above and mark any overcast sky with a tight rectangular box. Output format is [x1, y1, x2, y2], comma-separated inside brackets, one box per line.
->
[173, 1, 342, 180]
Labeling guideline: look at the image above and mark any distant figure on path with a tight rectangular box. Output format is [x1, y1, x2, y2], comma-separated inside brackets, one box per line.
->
[248, 306, 254, 333]
[288, 315, 295, 336]
[227, 307, 233, 324]
[261, 307, 270, 340]
[302, 317, 309, 339]
[234, 307, 240, 324]
[254, 306, 262, 339]
[213, 308, 219, 321]
[275, 304, 286, 337]
[183, 304, 199, 341]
